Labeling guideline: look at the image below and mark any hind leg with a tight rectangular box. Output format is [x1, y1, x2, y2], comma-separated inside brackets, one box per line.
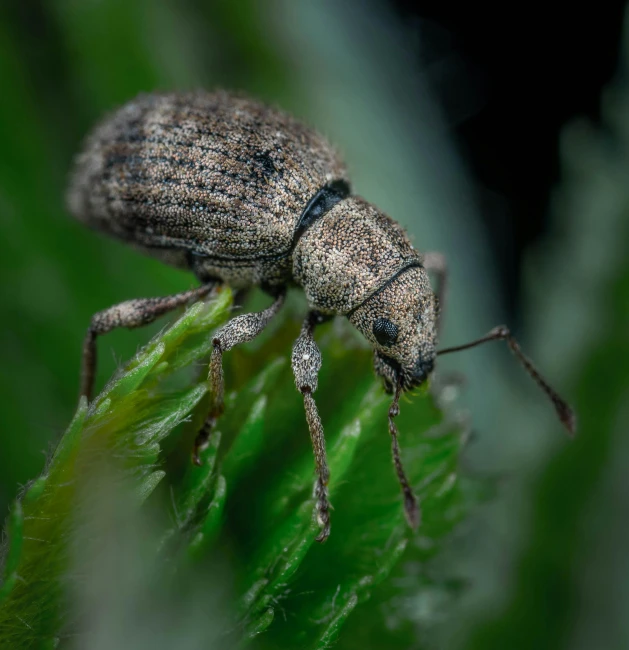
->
[80, 283, 218, 400]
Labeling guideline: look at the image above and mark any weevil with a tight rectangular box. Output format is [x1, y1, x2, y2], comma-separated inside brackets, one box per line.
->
[67, 91, 576, 541]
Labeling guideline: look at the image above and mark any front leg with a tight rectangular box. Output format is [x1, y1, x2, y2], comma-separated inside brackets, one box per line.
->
[192, 290, 286, 464]
[292, 312, 331, 542]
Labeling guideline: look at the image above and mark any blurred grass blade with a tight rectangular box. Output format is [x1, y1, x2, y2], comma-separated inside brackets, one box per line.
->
[0, 286, 468, 648]
[0, 292, 231, 645]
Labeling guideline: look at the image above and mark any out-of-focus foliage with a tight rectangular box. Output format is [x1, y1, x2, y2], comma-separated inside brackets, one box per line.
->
[456, 13, 629, 650]
[0, 291, 231, 647]
[0, 290, 467, 648]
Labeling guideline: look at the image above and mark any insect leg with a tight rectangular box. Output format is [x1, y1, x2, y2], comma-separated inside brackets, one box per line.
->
[438, 325, 576, 434]
[80, 283, 218, 400]
[192, 290, 287, 465]
[422, 251, 448, 338]
[388, 380, 420, 530]
[291, 312, 331, 543]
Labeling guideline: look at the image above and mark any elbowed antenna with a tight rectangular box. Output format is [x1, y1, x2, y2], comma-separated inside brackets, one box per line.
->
[438, 325, 576, 435]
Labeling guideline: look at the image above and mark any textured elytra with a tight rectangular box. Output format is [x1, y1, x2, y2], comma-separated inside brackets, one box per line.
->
[68, 91, 349, 288]
[68, 90, 439, 385]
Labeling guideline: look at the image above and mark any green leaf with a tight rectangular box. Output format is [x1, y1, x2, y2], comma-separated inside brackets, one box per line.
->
[0, 292, 231, 645]
[0, 287, 468, 648]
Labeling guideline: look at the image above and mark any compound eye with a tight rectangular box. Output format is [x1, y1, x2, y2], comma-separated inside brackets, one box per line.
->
[372, 318, 399, 347]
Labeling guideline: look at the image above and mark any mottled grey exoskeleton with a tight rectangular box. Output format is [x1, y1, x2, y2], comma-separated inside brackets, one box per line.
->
[67, 91, 576, 541]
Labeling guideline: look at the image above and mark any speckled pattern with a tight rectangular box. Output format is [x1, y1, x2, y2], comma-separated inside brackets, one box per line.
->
[291, 313, 331, 541]
[68, 91, 348, 287]
[293, 196, 422, 313]
[68, 90, 439, 388]
[349, 267, 438, 390]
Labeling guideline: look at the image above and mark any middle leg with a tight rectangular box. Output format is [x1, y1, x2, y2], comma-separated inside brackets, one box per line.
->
[192, 289, 286, 464]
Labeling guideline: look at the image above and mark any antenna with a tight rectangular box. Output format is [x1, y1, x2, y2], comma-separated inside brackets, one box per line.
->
[438, 325, 576, 435]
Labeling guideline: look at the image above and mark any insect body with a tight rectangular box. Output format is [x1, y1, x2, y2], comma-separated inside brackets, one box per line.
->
[68, 91, 575, 541]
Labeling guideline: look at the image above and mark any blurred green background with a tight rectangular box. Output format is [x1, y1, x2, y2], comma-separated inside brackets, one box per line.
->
[1, 0, 628, 648]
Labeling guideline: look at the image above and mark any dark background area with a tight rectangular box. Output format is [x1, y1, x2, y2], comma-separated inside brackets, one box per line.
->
[389, 0, 625, 317]
[5, 0, 626, 317]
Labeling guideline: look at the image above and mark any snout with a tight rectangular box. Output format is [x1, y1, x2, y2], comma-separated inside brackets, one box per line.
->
[401, 356, 434, 390]
[375, 351, 436, 393]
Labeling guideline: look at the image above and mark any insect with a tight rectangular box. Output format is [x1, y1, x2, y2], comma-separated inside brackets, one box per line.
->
[67, 91, 576, 542]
